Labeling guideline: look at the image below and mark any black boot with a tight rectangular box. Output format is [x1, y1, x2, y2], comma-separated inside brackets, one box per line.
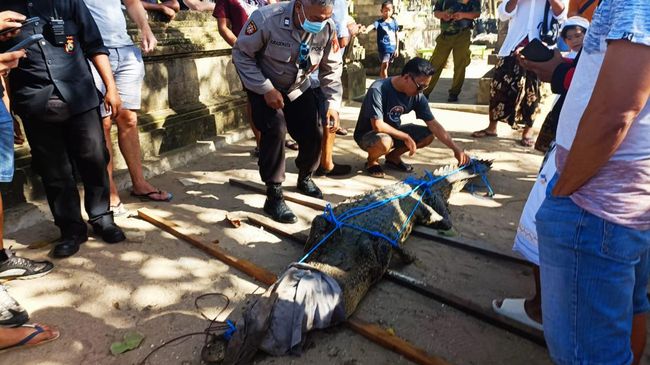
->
[89, 213, 126, 244]
[52, 225, 88, 258]
[296, 172, 323, 199]
[264, 184, 297, 224]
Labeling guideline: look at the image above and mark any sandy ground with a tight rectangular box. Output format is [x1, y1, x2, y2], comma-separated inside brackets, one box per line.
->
[3, 64, 650, 365]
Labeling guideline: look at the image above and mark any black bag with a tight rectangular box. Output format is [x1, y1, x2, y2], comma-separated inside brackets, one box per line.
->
[538, 1, 560, 45]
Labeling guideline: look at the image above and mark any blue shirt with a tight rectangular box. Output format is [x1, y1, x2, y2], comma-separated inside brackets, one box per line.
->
[374, 17, 398, 54]
[354, 78, 434, 142]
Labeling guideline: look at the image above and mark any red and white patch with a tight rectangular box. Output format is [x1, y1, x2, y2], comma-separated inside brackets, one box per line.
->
[245, 20, 258, 35]
[64, 36, 75, 54]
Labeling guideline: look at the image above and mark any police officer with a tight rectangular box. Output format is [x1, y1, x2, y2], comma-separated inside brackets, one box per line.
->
[232, 0, 343, 223]
[0, 0, 126, 258]
[422, 0, 481, 102]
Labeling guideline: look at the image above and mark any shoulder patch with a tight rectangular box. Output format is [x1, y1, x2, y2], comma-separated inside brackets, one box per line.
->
[245, 20, 258, 35]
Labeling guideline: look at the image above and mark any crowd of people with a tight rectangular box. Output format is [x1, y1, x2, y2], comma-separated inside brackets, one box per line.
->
[0, 0, 646, 364]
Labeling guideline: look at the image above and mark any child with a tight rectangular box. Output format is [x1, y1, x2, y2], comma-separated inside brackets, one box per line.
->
[534, 16, 589, 152]
[362, 1, 399, 79]
[560, 16, 589, 59]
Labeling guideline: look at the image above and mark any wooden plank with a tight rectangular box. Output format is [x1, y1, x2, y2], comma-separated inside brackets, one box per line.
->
[230, 178, 530, 267]
[138, 208, 451, 365]
[246, 213, 546, 347]
[346, 318, 450, 365]
[137, 208, 278, 286]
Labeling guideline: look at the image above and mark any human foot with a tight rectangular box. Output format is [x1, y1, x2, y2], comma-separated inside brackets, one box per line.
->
[0, 323, 60, 352]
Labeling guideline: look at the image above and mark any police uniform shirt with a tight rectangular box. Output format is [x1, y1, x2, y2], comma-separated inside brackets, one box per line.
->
[232, 0, 343, 111]
[0, 0, 109, 118]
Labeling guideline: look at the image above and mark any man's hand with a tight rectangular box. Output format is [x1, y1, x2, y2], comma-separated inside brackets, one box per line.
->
[140, 29, 158, 53]
[453, 148, 470, 166]
[0, 11, 25, 42]
[264, 89, 284, 109]
[402, 135, 417, 156]
[161, 6, 177, 20]
[325, 109, 339, 132]
[516, 48, 564, 83]
[452, 12, 466, 20]
[104, 86, 123, 119]
[0, 50, 25, 76]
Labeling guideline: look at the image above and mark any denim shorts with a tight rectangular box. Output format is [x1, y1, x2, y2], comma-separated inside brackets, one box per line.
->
[355, 124, 432, 151]
[536, 173, 650, 365]
[91, 46, 145, 117]
[0, 120, 14, 183]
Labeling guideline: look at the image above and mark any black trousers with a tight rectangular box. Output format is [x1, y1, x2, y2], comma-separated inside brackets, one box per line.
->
[247, 88, 323, 184]
[21, 107, 111, 237]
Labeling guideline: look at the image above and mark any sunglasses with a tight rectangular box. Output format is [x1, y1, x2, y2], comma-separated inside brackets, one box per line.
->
[409, 75, 427, 92]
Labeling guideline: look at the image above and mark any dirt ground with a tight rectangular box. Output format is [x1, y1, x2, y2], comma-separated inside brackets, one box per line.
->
[3, 75, 650, 365]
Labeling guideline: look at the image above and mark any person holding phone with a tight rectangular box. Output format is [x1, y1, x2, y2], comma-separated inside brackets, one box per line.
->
[471, 0, 567, 147]
[0, 9, 60, 353]
[0, 0, 127, 258]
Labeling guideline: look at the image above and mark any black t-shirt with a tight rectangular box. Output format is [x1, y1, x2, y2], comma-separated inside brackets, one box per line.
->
[0, 0, 108, 118]
[354, 78, 434, 142]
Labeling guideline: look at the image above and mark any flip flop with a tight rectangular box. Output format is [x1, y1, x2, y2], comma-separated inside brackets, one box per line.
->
[471, 129, 498, 138]
[385, 160, 414, 172]
[284, 140, 299, 151]
[0, 324, 60, 353]
[130, 190, 173, 202]
[366, 164, 385, 178]
[520, 137, 535, 147]
[110, 202, 129, 217]
[492, 298, 543, 331]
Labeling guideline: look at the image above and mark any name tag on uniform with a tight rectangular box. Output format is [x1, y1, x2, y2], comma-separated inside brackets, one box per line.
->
[283, 17, 290, 27]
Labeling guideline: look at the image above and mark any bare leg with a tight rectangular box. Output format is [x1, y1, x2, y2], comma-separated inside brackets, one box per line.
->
[379, 61, 389, 79]
[248, 101, 260, 147]
[385, 134, 434, 163]
[631, 313, 646, 365]
[366, 135, 392, 167]
[102, 117, 121, 206]
[522, 126, 534, 140]
[319, 126, 336, 171]
[114, 109, 170, 201]
[524, 266, 543, 323]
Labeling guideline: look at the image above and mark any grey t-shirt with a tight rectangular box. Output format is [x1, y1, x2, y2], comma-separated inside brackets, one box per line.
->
[83, 0, 133, 48]
[354, 78, 434, 142]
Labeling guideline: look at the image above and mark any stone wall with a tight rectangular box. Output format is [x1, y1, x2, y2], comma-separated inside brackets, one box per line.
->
[5, 11, 249, 208]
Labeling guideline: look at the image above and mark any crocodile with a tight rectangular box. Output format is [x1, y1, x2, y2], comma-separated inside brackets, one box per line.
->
[204, 159, 492, 365]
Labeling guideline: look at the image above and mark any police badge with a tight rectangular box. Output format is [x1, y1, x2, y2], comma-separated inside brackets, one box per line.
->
[245, 20, 258, 35]
[64, 36, 75, 54]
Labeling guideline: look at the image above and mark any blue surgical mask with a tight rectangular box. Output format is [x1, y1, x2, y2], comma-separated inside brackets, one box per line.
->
[299, 3, 326, 34]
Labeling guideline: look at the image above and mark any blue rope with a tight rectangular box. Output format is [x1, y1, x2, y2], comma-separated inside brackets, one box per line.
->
[223, 320, 237, 340]
[297, 162, 475, 264]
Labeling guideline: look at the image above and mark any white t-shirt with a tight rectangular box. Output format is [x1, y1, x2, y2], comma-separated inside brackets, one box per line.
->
[555, 0, 650, 230]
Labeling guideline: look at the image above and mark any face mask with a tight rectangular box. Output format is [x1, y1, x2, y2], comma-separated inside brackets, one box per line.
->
[299, 3, 326, 34]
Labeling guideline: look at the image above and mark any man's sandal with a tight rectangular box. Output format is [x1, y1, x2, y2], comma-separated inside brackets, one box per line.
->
[130, 190, 173, 202]
[0, 324, 60, 353]
[366, 164, 385, 178]
[385, 160, 414, 172]
[471, 129, 498, 138]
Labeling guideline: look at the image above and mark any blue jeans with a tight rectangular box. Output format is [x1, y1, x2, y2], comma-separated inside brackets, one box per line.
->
[537, 174, 650, 365]
[0, 116, 13, 183]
